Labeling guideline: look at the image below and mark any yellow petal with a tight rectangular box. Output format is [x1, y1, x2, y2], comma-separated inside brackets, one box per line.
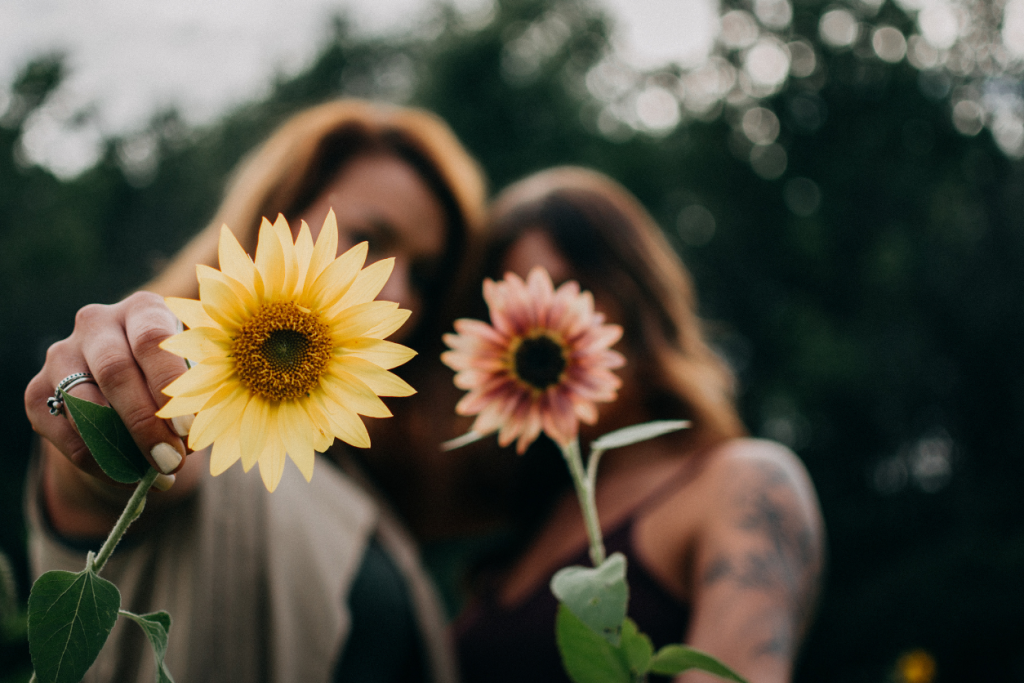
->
[333, 258, 394, 310]
[188, 383, 247, 451]
[209, 420, 243, 475]
[335, 357, 415, 397]
[241, 395, 272, 468]
[199, 277, 247, 330]
[258, 435, 287, 492]
[338, 338, 416, 370]
[165, 297, 217, 329]
[156, 392, 214, 418]
[305, 209, 339, 289]
[279, 401, 315, 482]
[306, 242, 367, 310]
[327, 301, 401, 341]
[197, 265, 256, 315]
[255, 218, 287, 300]
[272, 214, 300, 298]
[159, 327, 230, 363]
[218, 224, 258, 297]
[162, 356, 235, 399]
[294, 220, 314, 295]
[320, 370, 392, 418]
[362, 308, 412, 340]
[312, 391, 370, 448]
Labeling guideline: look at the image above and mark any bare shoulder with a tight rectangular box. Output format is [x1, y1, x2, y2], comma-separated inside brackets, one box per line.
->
[700, 438, 822, 522]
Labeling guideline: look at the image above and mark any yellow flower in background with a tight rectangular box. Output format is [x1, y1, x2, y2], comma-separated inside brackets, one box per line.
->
[895, 649, 936, 683]
[156, 211, 416, 492]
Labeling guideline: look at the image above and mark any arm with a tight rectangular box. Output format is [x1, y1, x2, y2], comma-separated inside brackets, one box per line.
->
[680, 440, 824, 683]
[24, 291, 203, 538]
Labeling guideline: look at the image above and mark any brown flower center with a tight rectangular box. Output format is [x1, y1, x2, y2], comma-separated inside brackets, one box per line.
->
[232, 302, 333, 401]
[511, 332, 568, 391]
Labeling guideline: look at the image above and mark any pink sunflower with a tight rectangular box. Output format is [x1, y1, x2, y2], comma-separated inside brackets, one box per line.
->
[442, 266, 626, 454]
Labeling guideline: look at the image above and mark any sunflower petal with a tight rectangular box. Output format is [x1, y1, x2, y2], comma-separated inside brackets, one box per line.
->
[333, 258, 395, 310]
[337, 357, 415, 397]
[321, 368, 393, 418]
[218, 225, 258, 297]
[209, 420, 243, 476]
[255, 218, 287, 300]
[312, 392, 371, 449]
[306, 209, 339, 289]
[278, 401, 316, 482]
[159, 327, 230, 363]
[307, 242, 367, 310]
[199, 277, 247, 329]
[162, 356, 235, 399]
[338, 338, 416, 369]
[165, 297, 217, 329]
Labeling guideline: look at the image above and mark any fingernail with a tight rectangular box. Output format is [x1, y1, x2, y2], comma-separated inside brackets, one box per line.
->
[151, 443, 182, 474]
[153, 473, 176, 491]
[171, 414, 195, 438]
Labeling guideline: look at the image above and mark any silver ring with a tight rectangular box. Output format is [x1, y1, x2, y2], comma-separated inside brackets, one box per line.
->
[47, 372, 97, 416]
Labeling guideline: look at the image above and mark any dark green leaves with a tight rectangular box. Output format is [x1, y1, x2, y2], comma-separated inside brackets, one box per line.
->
[556, 605, 630, 683]
[28, 568, 120, 683]
[550, 553, 628, 645]
[120, 610, 175, 683]
[63, 393, 149, 483]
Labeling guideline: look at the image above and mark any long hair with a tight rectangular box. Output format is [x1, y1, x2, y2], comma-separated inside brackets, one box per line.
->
[145, 99, 487, 331]
[484, 166, 745, 451]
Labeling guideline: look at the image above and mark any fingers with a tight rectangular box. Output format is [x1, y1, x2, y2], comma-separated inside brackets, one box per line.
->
[25, 292, 192, 487]
[80, 292, 188, 475]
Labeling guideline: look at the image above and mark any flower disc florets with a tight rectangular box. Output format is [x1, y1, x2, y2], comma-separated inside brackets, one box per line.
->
[233, 302, 332, 401]
[442, 266, 625, 454]
[156, 211, 417, 492]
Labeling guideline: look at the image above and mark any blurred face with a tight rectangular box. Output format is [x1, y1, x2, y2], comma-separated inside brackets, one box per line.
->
[297, 152, 447, 341]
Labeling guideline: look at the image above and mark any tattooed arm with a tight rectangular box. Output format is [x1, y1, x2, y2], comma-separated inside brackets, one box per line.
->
[679, 439, 824, 683]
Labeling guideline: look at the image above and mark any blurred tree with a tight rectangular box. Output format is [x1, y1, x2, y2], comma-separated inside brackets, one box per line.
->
[2, 0, 1024, 679]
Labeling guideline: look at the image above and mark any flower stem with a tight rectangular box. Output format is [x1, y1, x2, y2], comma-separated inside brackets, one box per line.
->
[90, 468, 159, 574]
[561, 439, 606, 567]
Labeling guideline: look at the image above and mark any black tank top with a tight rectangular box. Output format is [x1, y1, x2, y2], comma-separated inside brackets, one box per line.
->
[455, 462, 699, 683]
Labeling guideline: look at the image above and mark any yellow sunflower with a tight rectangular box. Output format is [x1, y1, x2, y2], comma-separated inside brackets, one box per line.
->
[156, 211, 416, 492]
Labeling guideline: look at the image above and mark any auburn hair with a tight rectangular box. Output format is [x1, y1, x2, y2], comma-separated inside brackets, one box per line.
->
[483, 166, 745, 451]
[146, 99, 486, 309]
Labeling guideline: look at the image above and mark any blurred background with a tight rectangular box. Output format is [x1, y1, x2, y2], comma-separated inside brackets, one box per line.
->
[2, 0, 1023, 680]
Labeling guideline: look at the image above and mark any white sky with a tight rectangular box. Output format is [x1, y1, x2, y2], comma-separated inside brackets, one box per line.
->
[0, 0, 718, 176]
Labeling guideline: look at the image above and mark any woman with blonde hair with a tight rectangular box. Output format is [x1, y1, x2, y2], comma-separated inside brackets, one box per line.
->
[24, 99, 485, 682]
[454, 167, 825, 683]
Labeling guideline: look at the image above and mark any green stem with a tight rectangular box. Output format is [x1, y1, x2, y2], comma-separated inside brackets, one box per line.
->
[28, 673, 37, 683]
[90, 468, 159, 575]
[561, 438, 605, 567]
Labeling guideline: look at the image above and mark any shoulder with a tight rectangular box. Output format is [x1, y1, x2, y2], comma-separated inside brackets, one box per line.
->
[698, 438, 821, 524]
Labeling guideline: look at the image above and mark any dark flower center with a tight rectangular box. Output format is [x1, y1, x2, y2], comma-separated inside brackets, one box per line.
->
[513, 334, 567, 390]
[232, 302, 333, 401]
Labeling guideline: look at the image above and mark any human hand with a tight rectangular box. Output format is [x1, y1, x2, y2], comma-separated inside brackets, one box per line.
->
[25, 291, 192, 489]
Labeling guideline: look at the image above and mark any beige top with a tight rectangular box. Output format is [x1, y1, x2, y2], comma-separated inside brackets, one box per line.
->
[27, 455, 457, 683]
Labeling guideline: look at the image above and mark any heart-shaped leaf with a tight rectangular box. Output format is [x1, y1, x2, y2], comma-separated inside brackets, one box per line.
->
[28, 568, 120, 683]
[64, 393, 149, 484]
[120, 610, 175, 683]
[619, 618, 653, 676]
[555, 604, 630, 683]
[590, 420, 690, 453]
[649, 644, 748, 682]
[551, 553, 628, 645]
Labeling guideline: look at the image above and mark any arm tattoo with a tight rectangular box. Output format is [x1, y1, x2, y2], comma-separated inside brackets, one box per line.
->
[701, 460, 822, 658]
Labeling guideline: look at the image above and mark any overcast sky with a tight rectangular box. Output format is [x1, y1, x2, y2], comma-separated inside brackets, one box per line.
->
[0, 0, 717, 176]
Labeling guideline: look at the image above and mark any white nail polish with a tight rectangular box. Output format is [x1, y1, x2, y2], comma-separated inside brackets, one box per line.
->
[153, 473, 176, 491]
[151, 443, 182, 474]
[171, 414, 195, 438]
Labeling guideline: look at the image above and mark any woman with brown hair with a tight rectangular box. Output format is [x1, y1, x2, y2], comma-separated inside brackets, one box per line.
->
[454, 167, 825, 683]
[24, 99, 485, 682]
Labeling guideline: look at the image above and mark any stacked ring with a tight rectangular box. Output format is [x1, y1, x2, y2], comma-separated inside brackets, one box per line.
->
[47, 372, 98, 416]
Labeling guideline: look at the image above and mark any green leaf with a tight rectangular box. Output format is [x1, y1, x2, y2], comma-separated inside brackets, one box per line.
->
[63, 393, 149, 484]
[28, 568, 120, 683]
[120, 610, 174, 683]
[649, 644, 748, 682]
[590, 420, 691, 452]
[619, 618, 653, 676]
[550, 553, 628, 645]
[556, 604, 630, 683]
